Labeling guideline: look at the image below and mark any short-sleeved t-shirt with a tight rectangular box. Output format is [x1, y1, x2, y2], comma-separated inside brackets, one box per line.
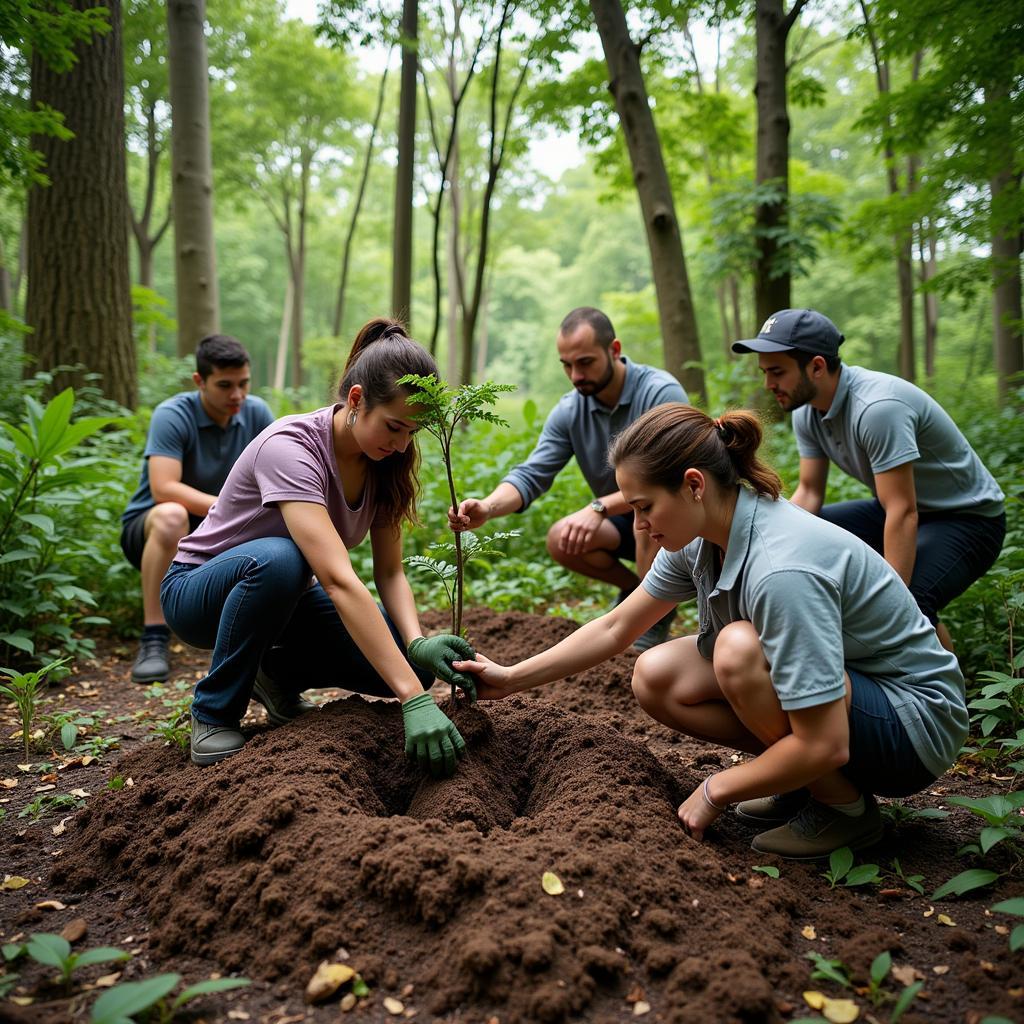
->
[642, 487, 967, 778]
[502, 358, 687, 510]
[122, 391, 275, 528]
[793, 365, 1003, 516]
[176, 405, 384, 565]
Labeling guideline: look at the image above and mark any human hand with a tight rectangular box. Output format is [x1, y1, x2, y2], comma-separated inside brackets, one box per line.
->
[451, 653, 516, 701]
[448, 498, 490, 532]
[559, 506, 604, 555]
[401, 692, 467, 778]
[408, 634, 478, 701]
[677, 780, 725, 842]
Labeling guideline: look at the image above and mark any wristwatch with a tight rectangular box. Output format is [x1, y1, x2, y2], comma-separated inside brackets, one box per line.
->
[590, 499, 607, 515]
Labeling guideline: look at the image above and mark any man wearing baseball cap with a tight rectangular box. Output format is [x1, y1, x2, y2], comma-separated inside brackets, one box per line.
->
[734, 309, 1005, 648]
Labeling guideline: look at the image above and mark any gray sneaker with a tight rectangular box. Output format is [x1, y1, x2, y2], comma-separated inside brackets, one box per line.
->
[251, 667, 318, 727]
[633, 608, 677, 652]
[734, 789, 810, 827]
[750, 794, 884, 860]
[190, 717, 245, 766]
[131, 634, 169, 683]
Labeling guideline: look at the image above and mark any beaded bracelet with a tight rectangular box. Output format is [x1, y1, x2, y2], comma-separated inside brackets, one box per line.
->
[702, 775, 728, 812]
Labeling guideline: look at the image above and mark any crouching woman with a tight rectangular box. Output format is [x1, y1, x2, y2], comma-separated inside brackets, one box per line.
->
[161, 318, 474, 775]
[454, 404, 967, 859]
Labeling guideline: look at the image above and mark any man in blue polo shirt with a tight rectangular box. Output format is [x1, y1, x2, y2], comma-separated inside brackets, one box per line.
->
[121, 335, 274, 682]
[449, 306, 687, 650]
[733, 309, 1005, 647]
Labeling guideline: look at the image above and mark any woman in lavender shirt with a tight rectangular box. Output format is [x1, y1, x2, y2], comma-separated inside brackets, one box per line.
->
[161, 319, 474, 774]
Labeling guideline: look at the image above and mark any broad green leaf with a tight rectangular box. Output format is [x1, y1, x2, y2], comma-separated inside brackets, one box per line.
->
[18, 513, 55, 534]
[844, 864, 880, 887]
[869, 951, 890, 985]
[0, 633, 35, 654]
[990, 897, 1024, 917]
[61, 723, 78, 750]
[828, 846, 853, 881]
[0, 550, 37, 564]
[931, 868, 999, 901]
[74, 947, 131, 968]
[0, 421, 35, 458]
[752, 865, 779, 878]
[36, 388, 75, 462]
[90, 973, 181, 1024]
[980, 826, 1016, 855]
[173, 977, 250, 1007]
[891, 981, 923, 1022]
[26, 933, 71, 969]
[1011, 925, 1024, 953]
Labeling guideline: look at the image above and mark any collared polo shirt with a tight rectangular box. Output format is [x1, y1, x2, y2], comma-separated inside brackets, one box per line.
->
[793, 365, 1003, 516]
[502, 357, 687, 509]
[122, 390, 275, 528]
[642, 487, 968, 778]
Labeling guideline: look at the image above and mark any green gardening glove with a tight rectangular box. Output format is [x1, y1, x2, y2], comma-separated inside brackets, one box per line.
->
[407, 634, 478, 702]
[402, 692, 467, 778]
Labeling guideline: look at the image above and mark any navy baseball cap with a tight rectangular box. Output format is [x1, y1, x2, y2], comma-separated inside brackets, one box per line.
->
[732, 309, 845, 356]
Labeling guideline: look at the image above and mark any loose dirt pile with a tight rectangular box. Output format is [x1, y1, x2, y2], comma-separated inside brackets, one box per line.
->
[48, 610, 1019, 1023]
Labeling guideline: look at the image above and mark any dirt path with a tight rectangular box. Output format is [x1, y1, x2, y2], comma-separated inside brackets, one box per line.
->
[1, 610, 1020, 1023]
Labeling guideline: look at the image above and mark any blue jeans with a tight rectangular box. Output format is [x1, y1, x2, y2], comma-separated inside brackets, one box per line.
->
[160, 537, 431, 727]
[819, 500, 1005, 624]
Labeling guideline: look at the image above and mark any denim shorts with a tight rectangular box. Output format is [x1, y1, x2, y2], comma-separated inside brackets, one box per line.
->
[841, 668, 938, 797]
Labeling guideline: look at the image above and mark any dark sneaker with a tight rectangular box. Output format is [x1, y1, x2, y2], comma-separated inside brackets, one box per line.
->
[131, 634, 169, 683]
[750, 794, 884, 860]
[634, 609, 677, 652]
[251, 667, 318, 727]
[735, 789, 810, 828]
[190, 717, 245, 766]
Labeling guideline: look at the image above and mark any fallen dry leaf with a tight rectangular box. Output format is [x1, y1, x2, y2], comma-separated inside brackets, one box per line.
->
[33, 783, 55, 793]
[35, 900, 67, 911]
[801, 925, 817, 940]
[932, 965, 950, 975]
[69, 788, 90, 798]
[304, 961, 356, 1004]
[383, 997, 405, 1015]
[340, 993, 357, 1012]
[980, 960, 996, 974]
[632, 1001, 651, 1017]
[803, 991, 859, 1023]
[401, 983, 414, 997]
[227, 1011, 251, 1020]
[52, 815, 74, 837]
[995, 925, 1009, 936]
[625, 985, 646, 1004]
[890, 964, 922, 987]
[937, 914, 956, 927]
[40, 772, 58, 783]
[2, 876, 30, 890]
[541, 871, 564, 896]
[94, 972, 121, 988]
[8, 996, 33, 1007]
[2, 778, 17, 788]
[17, 764, 32, 772]
[923, 905, 935, 917]
[61, 918, 88, 943]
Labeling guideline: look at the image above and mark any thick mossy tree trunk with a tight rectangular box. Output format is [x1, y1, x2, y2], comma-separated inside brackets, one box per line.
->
[590, 0, 704, 398]
[392, 0, 417, 324]
[166, 0, 219, 355]
[753, 0, 807, 327]
[25, 0, 135, 409]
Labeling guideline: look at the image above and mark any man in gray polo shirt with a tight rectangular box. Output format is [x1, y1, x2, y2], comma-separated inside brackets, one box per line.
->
[120, 335, 274, 683]
[733, 309, 1005, 646]
[449, 306, 687, 650]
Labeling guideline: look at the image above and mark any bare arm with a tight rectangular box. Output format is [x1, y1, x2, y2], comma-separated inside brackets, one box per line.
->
[279, 501, 424, 701]
[371, 523, 422, 647]
[449, 481, 524, 531]
[790, 457, 829, 514]
[149, 455, 217, 517]
[874, 463, 919, 585]
[456, 587, 676, 697]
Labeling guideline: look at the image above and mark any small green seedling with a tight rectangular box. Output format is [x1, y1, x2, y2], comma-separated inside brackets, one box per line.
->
[18, 792, 85, 821]
[879, 801, 949, 830]
[821, 846, 881, 889]
[805, 951, 850, 988]
[990, 896, 1024, 952]
[883, 858, 925, 895]
[0, 657, 70, 759]
[20, 933, 130, 992]
[945, 791, 1024, 858]
[752, 865, 779, 878]
[90, 972, 250, 1024]
[42, 708, 95, 751]
[397, 373, 515, 640]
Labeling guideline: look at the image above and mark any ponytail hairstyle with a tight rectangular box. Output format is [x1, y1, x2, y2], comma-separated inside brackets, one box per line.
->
[610, 404, 782, 500]
[337, 317, 439, 529]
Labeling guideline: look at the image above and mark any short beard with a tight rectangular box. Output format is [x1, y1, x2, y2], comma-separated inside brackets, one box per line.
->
[785, 370, 818, 411]
[577, 352, 616, 396]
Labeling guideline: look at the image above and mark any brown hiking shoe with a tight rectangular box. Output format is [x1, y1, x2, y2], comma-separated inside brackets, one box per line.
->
[750, 794, 884, 861]
[734, 789, 810, 827]
[251, 667, 317, 727]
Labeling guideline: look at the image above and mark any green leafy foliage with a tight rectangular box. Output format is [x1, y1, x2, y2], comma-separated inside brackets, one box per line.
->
[821, 846, 882, 889]
[90, 972, 250, 1024]
[22, 933, 129, 991]
[0, 656, 69, 759]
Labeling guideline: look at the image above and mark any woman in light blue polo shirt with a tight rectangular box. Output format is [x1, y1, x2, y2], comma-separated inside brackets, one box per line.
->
[453, 403, 967, 860]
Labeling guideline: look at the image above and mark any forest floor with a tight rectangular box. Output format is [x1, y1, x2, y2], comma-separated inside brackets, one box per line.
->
[0, 609, 1021, 1024]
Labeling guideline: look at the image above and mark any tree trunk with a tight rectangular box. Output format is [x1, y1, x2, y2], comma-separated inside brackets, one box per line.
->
[274, 274, 292, 392]
[289, 153, 310, 391]
[590, 0, 705, 397]
[25, 0, 135, 408]
[333, 61, 390, 338]
[391, 0, 417, 324]
[166, 0, 219, 355]
[0, 235, 11, 312]
[919, 220, 938, 377]
[753, 0, 804, 325]
[729, 275, 743, 340]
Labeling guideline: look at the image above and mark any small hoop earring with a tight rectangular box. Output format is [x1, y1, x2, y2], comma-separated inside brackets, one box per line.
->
[347, 410, 357, 428]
